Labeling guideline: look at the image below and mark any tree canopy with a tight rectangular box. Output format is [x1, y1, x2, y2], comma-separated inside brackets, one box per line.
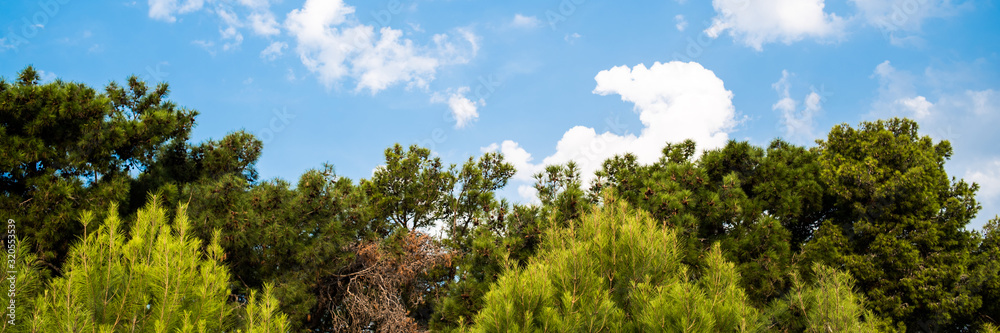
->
[2, 66, 998, 332]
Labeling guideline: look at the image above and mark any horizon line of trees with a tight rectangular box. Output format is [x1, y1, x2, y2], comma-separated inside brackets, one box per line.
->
[2, 66, 999, 332]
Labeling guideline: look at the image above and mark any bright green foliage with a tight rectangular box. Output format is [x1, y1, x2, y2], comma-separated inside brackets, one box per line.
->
[629, 243, 760, 332]
[0, 237, 48, 332]
[24, 198, 288, 332]
[470, 195, 761, 332]
[810, 118, 981, 330]
[237, 283, 292, 333]
[592, 140, 793, 307]
[0, 66, 196, 269]
[767, 264, 888, 332]
[431, 203, 548, 331]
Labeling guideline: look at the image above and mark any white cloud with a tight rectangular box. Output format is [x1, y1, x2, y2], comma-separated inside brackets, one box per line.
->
[432, 28, 480, 65]
[967, 159, 1000, 204]
[192, 39, 215, 55]
[772, 70, 822, 143]
[433, 87, 482, 129]
[284, 0, 477, 94]
[486, 61, 738, 202]
[968, 89, 997, 116]
[260, 41, 286, 60]
[897, 96, 932, 119]
[517, 185, 541, 205]
[219, 25, 243, 51]
[248, 11, 280, 36]
[148, 0, 205, 22]
[705, 0, 845, 50]
[37, 70, 57, 83]
[511, 14, 541, 29]
[675, 14, 688, 32]
[482, 141, 541, 182]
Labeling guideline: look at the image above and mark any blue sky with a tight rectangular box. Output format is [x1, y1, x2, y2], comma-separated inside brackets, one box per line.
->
[2, 0, 998, 229]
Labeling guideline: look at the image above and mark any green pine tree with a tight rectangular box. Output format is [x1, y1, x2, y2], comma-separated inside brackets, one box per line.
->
[470, 193, 762, 332]
[23, 197, 289, 332]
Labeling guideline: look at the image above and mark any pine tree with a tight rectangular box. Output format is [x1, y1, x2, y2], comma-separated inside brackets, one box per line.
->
[0, 66, 197, 271]
[809, 118, 981, 330]
[766, 263, 890, 332]
[23, 197, 289, 332]
[470, 193, 762, 332]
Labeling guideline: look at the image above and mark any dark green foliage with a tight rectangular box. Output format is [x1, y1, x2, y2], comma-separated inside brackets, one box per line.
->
[534, 161, 590, 226]
[809, 118, 982, 330]
[720, 215, 793, 307]
[973, 217, 1000, 327]
[362, 144, 458, 232]
[181, 165, 360, 331]
[1, 66, 196, 269]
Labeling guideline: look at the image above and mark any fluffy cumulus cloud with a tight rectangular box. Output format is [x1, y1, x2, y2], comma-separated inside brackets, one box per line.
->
[869, 60, 1000, 228]
[772, 70, 822, 143]
[485, 61, 738, 201]
[433, 87, 483, 129]
[705, 0, 845, 50]
[285, 0, 478, 94]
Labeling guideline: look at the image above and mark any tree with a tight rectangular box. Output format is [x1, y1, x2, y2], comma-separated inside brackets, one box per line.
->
[973, 217, 1000, 327]
[23, 198, 289, 332]
[808, 118, 982, 330]
[324, 231, 453, 332]
[181, 165, 362, 331]
[534, 162, 591, 226]
[362, 144, 458, 232]
[470, 194, 762, 332]
[766, 264, 889, 332]
[0, 237, 47, 332]
[0, 66, 197, 271]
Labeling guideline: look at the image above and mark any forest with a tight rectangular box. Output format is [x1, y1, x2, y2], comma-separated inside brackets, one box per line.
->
[1, 66, 998, 332]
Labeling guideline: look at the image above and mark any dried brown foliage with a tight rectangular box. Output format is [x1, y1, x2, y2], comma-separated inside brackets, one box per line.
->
[322, 231, 453, 332]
